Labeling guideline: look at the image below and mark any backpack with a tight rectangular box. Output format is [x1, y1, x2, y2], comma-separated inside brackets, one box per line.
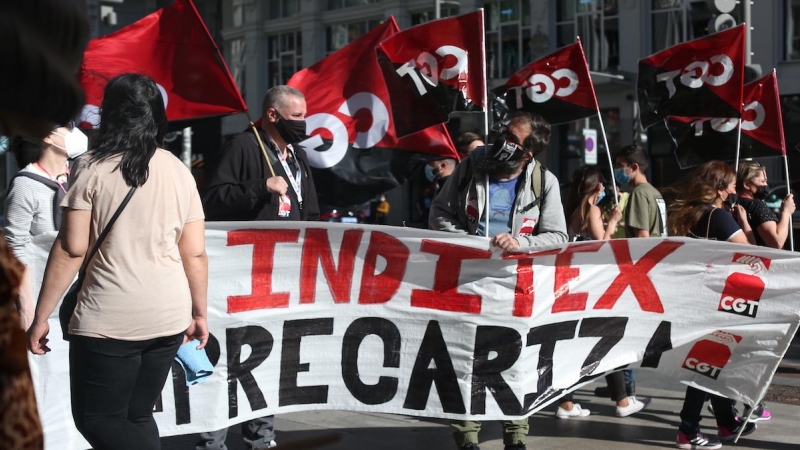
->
[8, 172, 67, 230]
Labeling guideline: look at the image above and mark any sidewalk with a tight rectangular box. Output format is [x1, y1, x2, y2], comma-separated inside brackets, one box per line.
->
[162, 368, 800, 450]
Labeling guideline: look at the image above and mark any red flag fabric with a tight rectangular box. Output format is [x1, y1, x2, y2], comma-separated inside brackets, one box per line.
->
[668, 71, 786, 168]
[77, 0, 246, 128]
[288, 19, 458, 207]
[494, 39, 598, 125]
[376, 11, 486, 138]
[638, 25, 745, 129]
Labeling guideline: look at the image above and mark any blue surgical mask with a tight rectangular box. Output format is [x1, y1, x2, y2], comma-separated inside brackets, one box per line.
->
[424, 164, 438, 182]
[614, 167, 631, 187]
[595, 190, 606, 205]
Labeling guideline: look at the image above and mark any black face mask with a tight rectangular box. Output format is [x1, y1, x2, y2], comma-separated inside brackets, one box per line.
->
[725, 193, 738, 209]
[754, 185, 770, 200]
[275, 115, 308, 144]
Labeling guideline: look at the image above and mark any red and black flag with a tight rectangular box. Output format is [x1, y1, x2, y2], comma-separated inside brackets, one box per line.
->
[288, 19, 458, 207]
[493, 40, 598, 125]
[638, 25, 745, 129]
[376, 11, 486, 138]
[77, 0, 246, 128]
[668, 71, 786, 168]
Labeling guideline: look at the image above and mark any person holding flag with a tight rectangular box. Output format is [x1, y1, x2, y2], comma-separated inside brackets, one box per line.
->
[199, 85, 319, 450]
[429, 111, 567, 450]
[735, 161, 795, 250]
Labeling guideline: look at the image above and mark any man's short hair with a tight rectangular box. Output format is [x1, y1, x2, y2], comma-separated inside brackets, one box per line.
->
[507, 111, 551, 156]
[615, 143, 650, 172]
[456, 131, 482, 156]
[262, 85, 305, 115]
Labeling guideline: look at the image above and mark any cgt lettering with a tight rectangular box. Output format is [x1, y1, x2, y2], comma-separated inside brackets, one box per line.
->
[683, 357, 722, 379]
[507, 69, 578, 107]
[656, 55, 734, 98]
[396, 45, 468, 96]
[717, 272, 764, 318]
[719, 296, 758, 317]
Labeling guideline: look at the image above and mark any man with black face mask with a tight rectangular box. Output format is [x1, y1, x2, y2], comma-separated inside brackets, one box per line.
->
[428, 111, 567, 450]
[203, 85, 319, 223]
[199, 85, 320, 450]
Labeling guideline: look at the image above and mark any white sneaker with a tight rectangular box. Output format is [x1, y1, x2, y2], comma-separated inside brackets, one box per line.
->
[556, 403, 591, 418]
[267, 440, 277, 448]
[616, 396, 651, 417]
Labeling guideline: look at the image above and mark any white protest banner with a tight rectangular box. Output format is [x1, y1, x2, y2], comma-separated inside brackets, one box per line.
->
[25, 222, 800, 449]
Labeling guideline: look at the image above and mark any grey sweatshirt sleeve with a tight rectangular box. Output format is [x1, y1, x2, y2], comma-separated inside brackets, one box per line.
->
[428, 162, 469, 234]
[518, 171, 568, 247]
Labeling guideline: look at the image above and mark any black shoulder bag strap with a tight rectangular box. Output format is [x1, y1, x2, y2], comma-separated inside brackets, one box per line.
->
[78, 187, 137, 275]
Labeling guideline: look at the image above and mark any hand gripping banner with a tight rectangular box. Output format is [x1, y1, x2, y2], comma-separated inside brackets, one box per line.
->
[25, 224, 800, 449]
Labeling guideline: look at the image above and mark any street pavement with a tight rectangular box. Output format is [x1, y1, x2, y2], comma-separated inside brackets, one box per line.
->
[162, 357, 800, 450]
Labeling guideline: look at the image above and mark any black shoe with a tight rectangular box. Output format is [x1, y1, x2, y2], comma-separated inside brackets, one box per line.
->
[594, 385, 611, 397]
[504, 444, 526, 450]
[460, 444, 480, 450]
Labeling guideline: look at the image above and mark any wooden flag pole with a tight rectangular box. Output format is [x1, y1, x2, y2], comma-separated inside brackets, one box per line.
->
[245, 110, 277, 178]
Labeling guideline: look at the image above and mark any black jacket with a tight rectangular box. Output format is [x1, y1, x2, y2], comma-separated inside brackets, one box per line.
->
[202, 127, 320, 222]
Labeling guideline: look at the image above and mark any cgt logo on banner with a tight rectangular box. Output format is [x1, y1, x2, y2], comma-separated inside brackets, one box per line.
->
[682, 331, 742, 380]
[23, 224, 800, 450]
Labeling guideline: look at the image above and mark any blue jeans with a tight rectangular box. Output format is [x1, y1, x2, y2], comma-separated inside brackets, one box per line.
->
[69, 332, 183, 450]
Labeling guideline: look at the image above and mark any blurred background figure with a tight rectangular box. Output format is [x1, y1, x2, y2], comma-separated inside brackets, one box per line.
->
[456, 131, 484, 159]
[0, 0, 90, 448]
[4, 126, 88, 329]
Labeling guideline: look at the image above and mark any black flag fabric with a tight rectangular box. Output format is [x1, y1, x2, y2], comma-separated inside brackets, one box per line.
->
[638, 25, 745, 129]
[669, 71, 786, 168]
[288, 19, 458, 207]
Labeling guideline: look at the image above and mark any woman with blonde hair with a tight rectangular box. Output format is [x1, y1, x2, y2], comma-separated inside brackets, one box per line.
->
[735, 160, 795, 249]
[666, 161, 756, 449]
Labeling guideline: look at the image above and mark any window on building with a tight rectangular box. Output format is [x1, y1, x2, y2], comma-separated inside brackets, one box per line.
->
[326, 19, 382, 53]
[484, 0, 532, 80]
[229, 38, 246, 98]
[268, 0, 299, 19]
[555, 0, 619, 72]
[326, 0, 381, 10]
[787, 0, 800, 60]
[410, 4, 460, 25]
[231, 0, 245, 27]
[267, 32, 302, 87]
[651, 0, 742, 53]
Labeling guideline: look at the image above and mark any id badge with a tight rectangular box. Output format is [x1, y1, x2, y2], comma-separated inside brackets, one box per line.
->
[278, 195, 291, 218]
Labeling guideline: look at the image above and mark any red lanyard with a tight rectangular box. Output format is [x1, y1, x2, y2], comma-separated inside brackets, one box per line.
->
[35, 162, 68, 194]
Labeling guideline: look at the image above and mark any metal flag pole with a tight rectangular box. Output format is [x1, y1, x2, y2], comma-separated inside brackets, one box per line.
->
[735, 118, 742, 172]
[596, 110, 619, 206]
[479, 8, 489, 142]
[783, 153, 794, 251]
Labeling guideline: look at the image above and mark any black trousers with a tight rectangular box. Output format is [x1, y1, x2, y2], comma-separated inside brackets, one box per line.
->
[69, 332, 183, 450]
[679, 386, 737, 435]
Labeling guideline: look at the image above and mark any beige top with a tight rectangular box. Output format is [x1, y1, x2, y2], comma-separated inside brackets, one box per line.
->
[62, 149, 204, 340]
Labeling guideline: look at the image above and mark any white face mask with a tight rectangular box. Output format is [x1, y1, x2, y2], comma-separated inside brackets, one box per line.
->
[52, 127, 88, 159]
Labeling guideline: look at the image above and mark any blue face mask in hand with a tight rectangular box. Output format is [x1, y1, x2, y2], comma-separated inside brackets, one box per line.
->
[595, 190, 606, 205]
[425, 164, 438, 182]
[614, 167, 631, 187]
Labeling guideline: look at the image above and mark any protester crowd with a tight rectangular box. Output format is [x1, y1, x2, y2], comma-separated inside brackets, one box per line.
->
[2, 4, 796, 450]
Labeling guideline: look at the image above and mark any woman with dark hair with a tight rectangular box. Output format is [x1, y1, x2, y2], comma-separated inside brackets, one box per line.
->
[666, 161, 756, 449]
[565, 166, 622, 241]
[27, 73, 208, 450]
[563, 166, 651, 417]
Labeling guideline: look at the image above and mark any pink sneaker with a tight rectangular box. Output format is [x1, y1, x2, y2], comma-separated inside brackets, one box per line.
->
[675, 430, 721, 449]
